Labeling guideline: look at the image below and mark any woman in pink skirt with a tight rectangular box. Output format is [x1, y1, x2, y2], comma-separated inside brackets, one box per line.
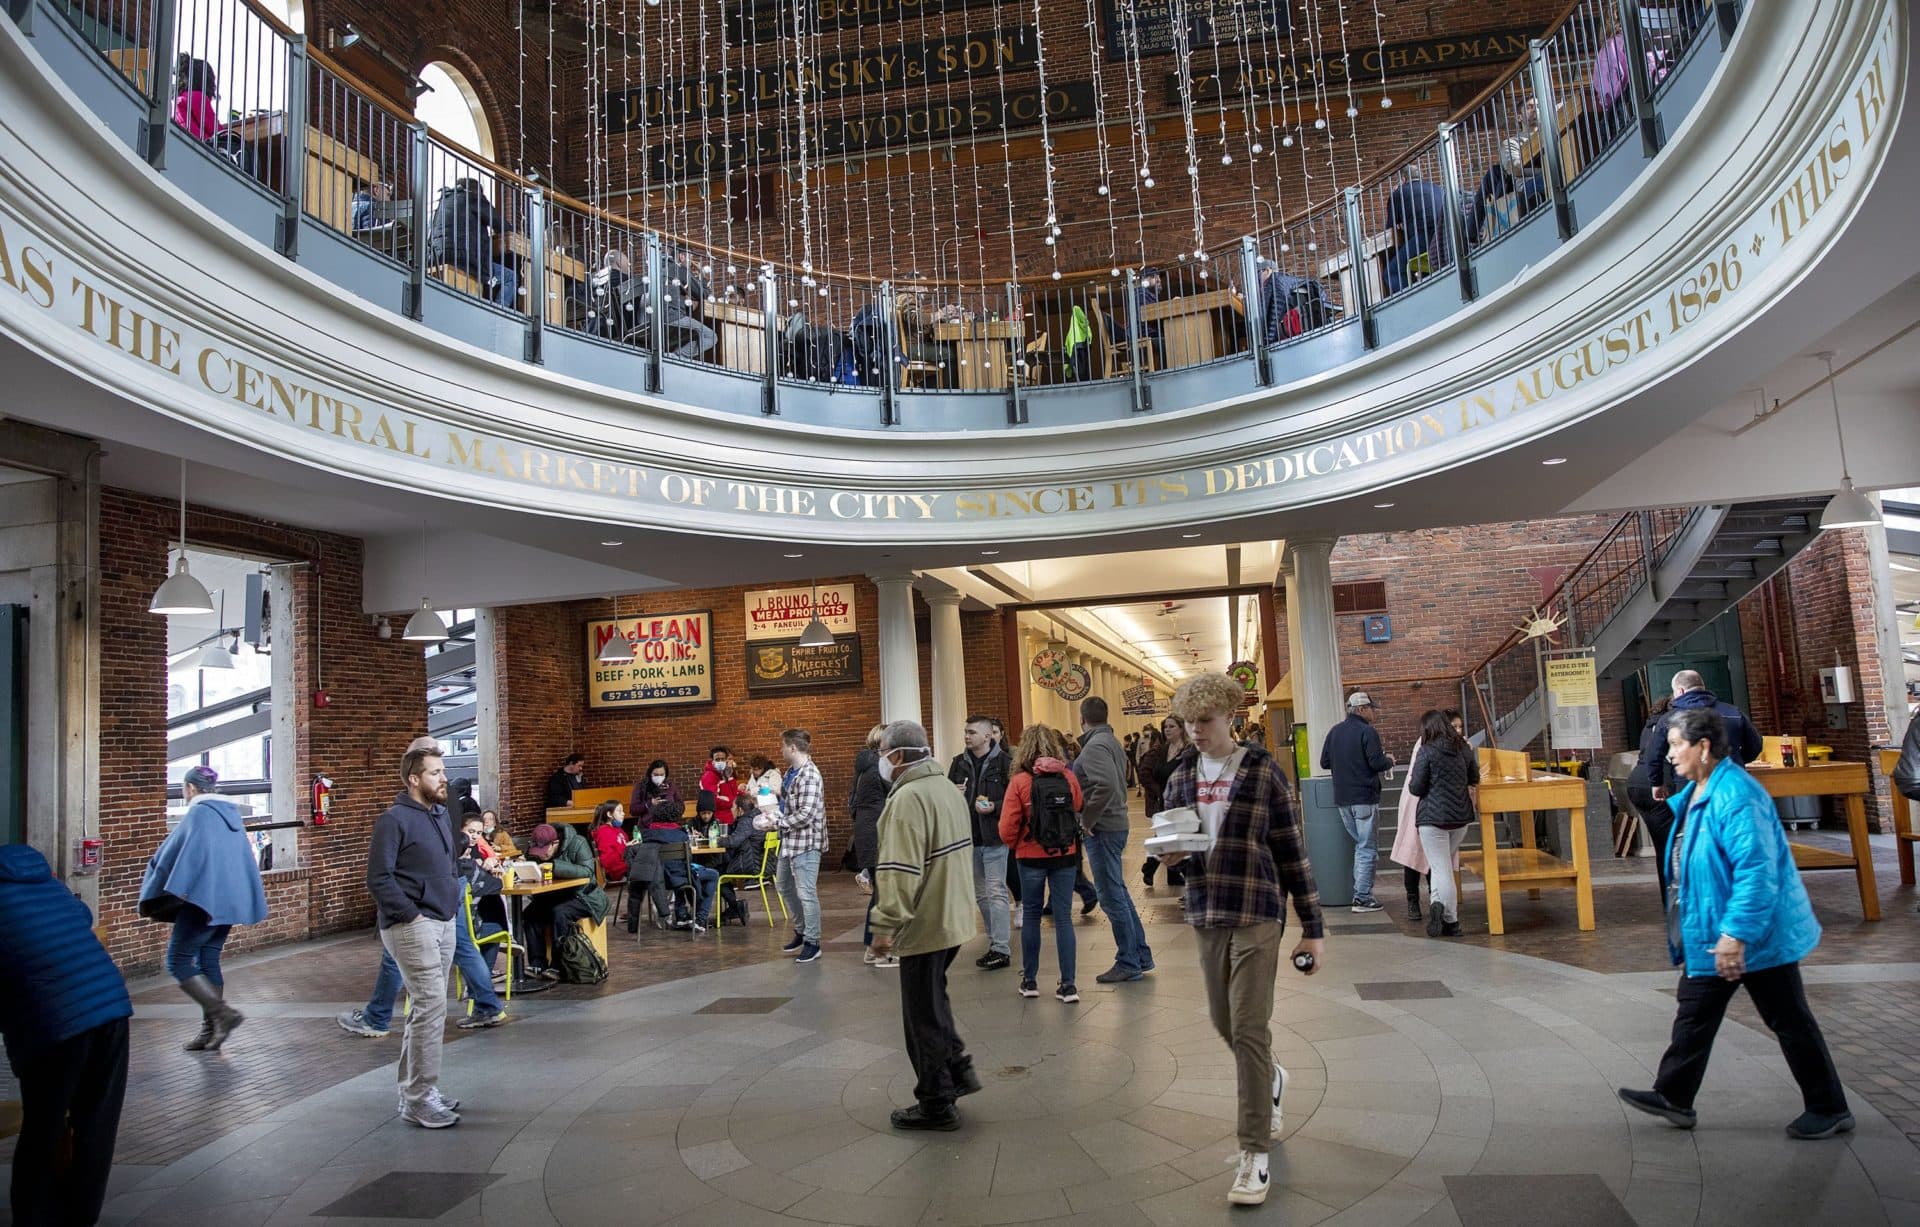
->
[1389, 708, 1467, 920]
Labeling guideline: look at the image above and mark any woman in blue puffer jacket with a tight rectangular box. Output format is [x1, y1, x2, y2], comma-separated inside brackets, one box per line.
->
[1617, 708, 1853, 1140]
[139, 765, 268, 1052]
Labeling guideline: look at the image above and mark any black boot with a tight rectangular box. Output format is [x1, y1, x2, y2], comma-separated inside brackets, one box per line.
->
[1141, 858, 1158, 888]
[1407, 894, 1423, 922]
[179, 974, 244, 1051]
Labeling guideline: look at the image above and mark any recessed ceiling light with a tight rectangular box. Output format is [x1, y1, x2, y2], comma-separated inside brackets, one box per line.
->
[1373, 502, 1395, 509]
[1180, 532, 1202, 539]
[600, 540, 624, 547]
[1541, 457, 1568, 466]
[981, 549, 1001, 556]
[783, 552, 805, 558]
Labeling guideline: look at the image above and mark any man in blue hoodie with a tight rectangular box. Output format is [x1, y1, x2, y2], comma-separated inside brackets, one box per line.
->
[0, 844, 133, 1227]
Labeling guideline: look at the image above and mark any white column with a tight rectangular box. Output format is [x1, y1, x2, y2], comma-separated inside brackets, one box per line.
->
[924, 587, 967, 762]
[1023, 626, 1046, 732]
[1287, 537, 1344, 778]
[1861, 498, 1910, 746]
[475, 606, 502, 810]
[872, 573, 922, 726]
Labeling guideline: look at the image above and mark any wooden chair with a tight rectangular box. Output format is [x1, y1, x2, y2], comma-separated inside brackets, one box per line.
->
[432, 265, 483, 297]
[1021, 330, 1049, 384]
[897, 309, 944, 389]
[717, 832, 788, 928]
[1090, 302, 1155, 379]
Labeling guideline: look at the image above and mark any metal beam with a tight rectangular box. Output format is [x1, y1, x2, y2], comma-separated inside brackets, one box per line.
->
[169, 709, 272, 761]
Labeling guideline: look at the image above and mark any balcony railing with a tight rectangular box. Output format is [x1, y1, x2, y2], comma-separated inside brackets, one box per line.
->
[21, 0, 1735, 426]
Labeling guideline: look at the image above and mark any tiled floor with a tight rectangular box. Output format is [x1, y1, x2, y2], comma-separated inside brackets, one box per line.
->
[4, 820, 1916, 1225]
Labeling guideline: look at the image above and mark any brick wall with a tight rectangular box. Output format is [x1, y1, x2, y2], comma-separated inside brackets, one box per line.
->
[496, 578, 999, 860]
[96, 489, 425, 974]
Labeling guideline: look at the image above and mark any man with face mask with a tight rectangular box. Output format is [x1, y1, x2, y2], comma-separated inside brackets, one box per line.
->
[870, 720, 981, 1131]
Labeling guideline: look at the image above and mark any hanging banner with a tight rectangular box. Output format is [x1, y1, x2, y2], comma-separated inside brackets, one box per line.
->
[1055, 663, 1092, 703]
[1121, 683, 1161, 716]
[1102, 0, 1289, 63]
[587, 611, 715, 709]
[746, 635, 863, 691]
[1030, 643, 1067, 691]
[1544, 654, 1602, 749]
[744, 584, 857, 643]
[1227, 659, 1260, 708]
[607, 25, 1040, 131]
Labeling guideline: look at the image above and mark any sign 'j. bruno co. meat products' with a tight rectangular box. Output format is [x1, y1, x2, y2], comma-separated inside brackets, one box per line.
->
[587, 611, 715, 709]
[746, 635, 864, 691]
[743, 585, 857, 642]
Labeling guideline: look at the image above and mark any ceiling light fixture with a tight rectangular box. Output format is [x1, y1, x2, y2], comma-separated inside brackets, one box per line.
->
[783, 552, 806, 559]
[1814, 352, 1881, 530]
[1373, 501, 1396, 508]
[195, 589, 236, 670]
[597, 593, 635, 663]
[796, 576, 836, 648]
[1540, 457, 1568, 466]
[600, 540, 624, 547]
[149, 459, 214, 616]
[1181, 532, 1203, 539]
[401, 525, 449, 643]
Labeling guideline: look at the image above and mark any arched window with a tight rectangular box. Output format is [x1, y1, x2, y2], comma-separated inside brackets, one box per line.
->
[415, 62, 496, 161]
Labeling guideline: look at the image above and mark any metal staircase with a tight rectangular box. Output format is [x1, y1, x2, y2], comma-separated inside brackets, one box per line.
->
[1461, 497, 1831, 751]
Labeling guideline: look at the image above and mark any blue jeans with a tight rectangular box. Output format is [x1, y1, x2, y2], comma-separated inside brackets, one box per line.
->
[364, 906, 501, 1027]
[1018, 862, 1078, 985]
[974, 845, 1011, 955]
[776, 850, 822, 944]
[490, 261, 518, 308]
[1084, 829, 1152, 973]
[691, 864, 719, 922]
[166, 906, 231, 985]
[1338, 804, 1379, 901]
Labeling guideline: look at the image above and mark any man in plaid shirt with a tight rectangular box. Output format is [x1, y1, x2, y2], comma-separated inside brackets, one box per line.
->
[1159, 673, 1324, 1207]
[764, 728, 828, 963]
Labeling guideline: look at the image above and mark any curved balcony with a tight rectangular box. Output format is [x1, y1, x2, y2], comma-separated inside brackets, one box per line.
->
[0, 0, 1910, 547]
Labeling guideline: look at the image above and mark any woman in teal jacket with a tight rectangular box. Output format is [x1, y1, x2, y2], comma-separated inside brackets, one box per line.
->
[1618, 709, 1853, 1139]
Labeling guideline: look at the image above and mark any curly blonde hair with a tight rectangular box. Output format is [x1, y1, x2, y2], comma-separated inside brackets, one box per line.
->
[1013, 723, 1070, 774]
[1172, 672, 1244, 722]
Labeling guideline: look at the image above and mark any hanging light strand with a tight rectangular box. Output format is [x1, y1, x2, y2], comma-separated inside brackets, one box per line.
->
[1031, 0, 1062, 280]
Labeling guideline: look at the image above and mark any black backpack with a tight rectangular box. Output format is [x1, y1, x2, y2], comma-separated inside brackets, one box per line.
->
[1027, 773, 1080, 854]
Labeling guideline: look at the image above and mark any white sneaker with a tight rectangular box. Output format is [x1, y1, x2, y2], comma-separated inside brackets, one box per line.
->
[863, 949, 876, 965]
[871, 955, 900, 969]
[1271, 1062, 1289, 1135]
[1227, 1149, 1270, 1205]
[398, 1086, 461, 1115]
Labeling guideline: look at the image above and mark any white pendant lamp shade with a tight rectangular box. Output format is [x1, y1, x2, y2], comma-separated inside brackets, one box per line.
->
[1821, 480, 1881, 530]
[402, 599, 450, 642]
[797, 617, 836, 648]
[151, 554, 215, 615]
[195, 638, 236, 670]
[597, 630, 636, 663]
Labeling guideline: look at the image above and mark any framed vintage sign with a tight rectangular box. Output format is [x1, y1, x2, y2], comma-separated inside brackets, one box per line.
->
[744, 584, 857, 642]
[746, 635, 863, 692]
[587, 610, 715, 709]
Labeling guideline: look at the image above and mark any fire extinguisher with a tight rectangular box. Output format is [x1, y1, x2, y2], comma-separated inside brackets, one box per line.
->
[311, 774, 334, 826]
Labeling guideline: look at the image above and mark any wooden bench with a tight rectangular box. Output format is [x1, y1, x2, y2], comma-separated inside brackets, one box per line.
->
[1457, 747, 1595, 934]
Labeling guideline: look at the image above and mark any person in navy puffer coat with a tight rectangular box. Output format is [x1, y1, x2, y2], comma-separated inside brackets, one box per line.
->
[140, 764, 267, 1052]
[0, 843, 133, 1227]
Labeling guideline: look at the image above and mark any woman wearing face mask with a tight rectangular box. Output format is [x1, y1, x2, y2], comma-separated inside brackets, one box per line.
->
[698, 746, 739, 828]
[630, 759, 682, 821]
[480, 809, 519, 859]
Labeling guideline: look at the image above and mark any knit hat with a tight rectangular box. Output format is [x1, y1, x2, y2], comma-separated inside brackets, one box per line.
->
[183, 765, 219, 792]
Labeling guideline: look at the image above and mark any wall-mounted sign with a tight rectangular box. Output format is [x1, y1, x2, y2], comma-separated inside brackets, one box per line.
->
[644, 81, 1096, 180]
[1543, 653, 1601, 749]
[726, 0, 1002, 42]
[746, 635, 863, 691]
[1121, 684, 1161, 716]
[1055, 663, 1092, 703]
[1030, 643, 1068, 690]
[1227, 660, 1260, 707]
[607, 26, 1039, 131]
[1363, 614, 1393, 644]
[744, 584, 856, 642]
[587, 611, 714, 709]
[1103, 0, 1289, 63]
[1170, 27, 1542, 102]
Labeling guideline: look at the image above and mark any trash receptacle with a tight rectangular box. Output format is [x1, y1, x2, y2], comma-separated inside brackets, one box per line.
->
[1299, 775, 1356, 906]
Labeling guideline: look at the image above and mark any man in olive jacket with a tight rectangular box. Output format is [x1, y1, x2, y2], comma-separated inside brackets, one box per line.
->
[523, 821, 610, 976]
[871, 719, 981, 1131]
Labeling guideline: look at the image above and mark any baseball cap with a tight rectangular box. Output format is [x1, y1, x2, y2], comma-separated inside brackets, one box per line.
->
[1346, 691, 1377, 710]
[528, 823, 560, 850]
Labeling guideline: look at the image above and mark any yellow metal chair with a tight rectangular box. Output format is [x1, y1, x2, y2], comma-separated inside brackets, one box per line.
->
[717, 832, 788, 928]
[452, 884, 513, 1016]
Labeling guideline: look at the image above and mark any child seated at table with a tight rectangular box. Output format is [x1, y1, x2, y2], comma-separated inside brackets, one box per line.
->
[641, 799, 719, 928]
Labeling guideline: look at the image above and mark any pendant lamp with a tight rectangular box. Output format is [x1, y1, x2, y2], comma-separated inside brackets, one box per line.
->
[150, 459, 214, 616]
[401, 526, 449, 642]
[598, 595, 635, 663]
[796, 578, 835, 647]
[1816, 352, 1881, 530]
[196, 590, 236, 670]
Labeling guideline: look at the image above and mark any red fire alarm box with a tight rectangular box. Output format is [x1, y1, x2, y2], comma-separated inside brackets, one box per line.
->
[74, 837, 104, 875]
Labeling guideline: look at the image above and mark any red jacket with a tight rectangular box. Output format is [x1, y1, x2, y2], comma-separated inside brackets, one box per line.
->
[590, 822, 627, 880]
[997, 759, 1083, 860]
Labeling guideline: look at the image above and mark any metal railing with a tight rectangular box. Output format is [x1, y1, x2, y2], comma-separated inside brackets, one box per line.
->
[1460, 505, 1701, 749]
[26, 0, 1737, 419]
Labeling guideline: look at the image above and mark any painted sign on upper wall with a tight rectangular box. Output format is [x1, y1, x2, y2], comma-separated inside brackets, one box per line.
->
[744, 585, 858, 642]
[726, 0, 1001, 42]
[587, 611, 715, 709]
[1102, 0, 1289, 62]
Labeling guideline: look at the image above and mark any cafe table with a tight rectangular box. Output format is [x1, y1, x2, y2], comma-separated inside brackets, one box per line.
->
[1748, 761, 1881, 920]
[1457, 757, 1595, 935]
[500, 874, 594, 982]
[1880, 747, 1916, 887]
[934, 319, 1024, 390]
[1137, 289, 1246, 368]
[227, 111, 379, 234]
[499, 231, 589, 327]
